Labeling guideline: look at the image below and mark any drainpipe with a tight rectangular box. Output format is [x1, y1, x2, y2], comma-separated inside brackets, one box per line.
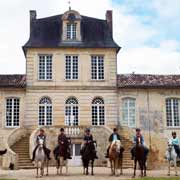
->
[147, 90, 152, 150]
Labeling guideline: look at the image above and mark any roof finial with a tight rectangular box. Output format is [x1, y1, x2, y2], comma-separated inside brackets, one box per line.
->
[68, 1, 71, 11]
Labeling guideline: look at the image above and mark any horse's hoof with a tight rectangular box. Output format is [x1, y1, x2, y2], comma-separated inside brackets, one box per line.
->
[175, 174, 178, 176]
[132, 175, 135, 178]
[46, 174, 48, 176]
[167, 173, 170, 176]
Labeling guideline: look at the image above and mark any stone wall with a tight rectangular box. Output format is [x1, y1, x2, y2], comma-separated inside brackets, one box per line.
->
[26, 48, 117, 87]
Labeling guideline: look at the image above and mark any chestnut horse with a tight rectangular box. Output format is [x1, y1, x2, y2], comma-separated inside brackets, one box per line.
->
[109, 140, 124, 176]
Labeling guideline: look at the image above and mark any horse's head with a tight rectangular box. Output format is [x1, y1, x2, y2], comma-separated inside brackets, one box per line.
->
[38, 139, 44, 149]
[136, 137, 143, 147]
[167, 139, 174, 152]
[111, 140, 121, 153]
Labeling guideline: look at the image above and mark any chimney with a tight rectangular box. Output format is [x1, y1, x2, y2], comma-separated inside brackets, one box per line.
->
[30, 10, 36, 33]
[106, 10, 113, 35]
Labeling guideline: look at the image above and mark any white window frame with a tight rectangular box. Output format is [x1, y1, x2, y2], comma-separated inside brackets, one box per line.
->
[166, 98, 180, 128]
[91, 55, 104, 80]
[39, 97, 53, 126]
[122, 98, 136, 128]
[65, 97, 79, 126]
[5, 97, 20, 128]
[38, 55, 52, 80]
[67, 23, 77, 40]
[92, 97, 105, 126]
[65, 55, 78, 80]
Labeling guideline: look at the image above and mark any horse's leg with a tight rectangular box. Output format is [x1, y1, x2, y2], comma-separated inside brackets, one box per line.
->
[168, 160, 170, 176]
[36, 163, 39, 178]
[91, 160, 94, 176]
[144, 160, 147, 177]
[86, 160, 89, 175]
[110, 160, 113, 175]
[46, 160, 49, 176]
[60, 157, 62, 175]
[113, 160, 116, 176]
[132, 159, 137, 178]
[120, 159, 123, 175]
[139, 160, 143, 177]
[174, 159, 178, 176]
[66, 160, 68, 175]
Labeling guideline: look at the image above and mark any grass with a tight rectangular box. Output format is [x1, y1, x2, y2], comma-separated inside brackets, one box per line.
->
[135, 178, 180, 180]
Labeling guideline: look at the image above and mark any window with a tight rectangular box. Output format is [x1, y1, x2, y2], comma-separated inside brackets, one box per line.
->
[39, 55, 52, 80]
[166, 98, 180, 127]
[91, 56, 104, 80]
[65, 55, 78, 80]
[122, 98, 136, 127]
[92, 97, 105, 126]
[39, 97, 52, 126]
[6, 98, 20, 127]
[65, 97, 79, 126]
[67, 23, 77, 40]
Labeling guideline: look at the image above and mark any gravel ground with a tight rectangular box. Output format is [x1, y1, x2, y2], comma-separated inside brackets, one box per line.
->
[0, 167, 180, 180]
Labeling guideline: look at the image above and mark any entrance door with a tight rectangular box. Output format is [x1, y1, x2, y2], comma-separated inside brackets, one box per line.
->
[68, 144, 82, 166]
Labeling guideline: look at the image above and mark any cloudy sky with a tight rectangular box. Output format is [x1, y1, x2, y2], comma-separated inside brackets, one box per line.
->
[0, 0, 180, 74]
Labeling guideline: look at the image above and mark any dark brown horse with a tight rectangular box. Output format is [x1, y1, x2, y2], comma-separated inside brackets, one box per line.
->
[54, 143, 68, 175]
[0, 149, 7, 156]
[132, 137, 147, 178]
[80, 141, 97, 175]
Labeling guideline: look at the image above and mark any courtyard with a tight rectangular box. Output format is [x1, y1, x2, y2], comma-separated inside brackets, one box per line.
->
[0, 167, 180, 180]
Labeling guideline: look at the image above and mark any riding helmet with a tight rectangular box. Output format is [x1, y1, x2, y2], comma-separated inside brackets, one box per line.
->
[136, 128, 141, 132]
[60, 128, 64, 132]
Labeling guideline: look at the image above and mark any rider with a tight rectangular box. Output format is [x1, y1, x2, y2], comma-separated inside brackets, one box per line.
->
[54, 128, 72, 160]
[105, 128, 121, 158]
[131, 128, 149, 160]
[32, 128, 51, 162]
[81, 128, 98, 159]
[170, 131, 180, 158]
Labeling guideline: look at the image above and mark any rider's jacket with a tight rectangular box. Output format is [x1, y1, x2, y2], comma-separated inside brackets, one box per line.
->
[84, 134, 93, 144]
[58, 133, 68, 145]
[171, 137, 180, 146]
[36, 134, 46, 146]
[109, 133, 121, 142]
[133, 135, 145, 145]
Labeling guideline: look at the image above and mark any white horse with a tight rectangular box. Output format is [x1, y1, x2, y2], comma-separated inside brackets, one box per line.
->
[166, 139, 178, 176]
[34, 139, 49, 178]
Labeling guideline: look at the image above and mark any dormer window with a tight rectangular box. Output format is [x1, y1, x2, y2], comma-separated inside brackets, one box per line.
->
[62, 10, 82, 42]
[67, 23, 77, 40]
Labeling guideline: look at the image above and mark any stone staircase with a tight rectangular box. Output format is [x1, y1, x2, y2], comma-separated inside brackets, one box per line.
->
[11, 134, 34, 169]
[119, 128, 134, 168]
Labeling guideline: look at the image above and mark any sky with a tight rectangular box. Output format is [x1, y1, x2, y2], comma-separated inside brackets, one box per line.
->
[0, 0, 180, 75]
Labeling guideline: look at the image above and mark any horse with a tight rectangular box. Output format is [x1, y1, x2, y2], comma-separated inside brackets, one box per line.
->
[132, 137, 147, 178]
[0, 149, 7, 156]
[166, 139, 178, 176]
[109, 140, 124, 176]
[54, 143, 68, 175]
[80, 141, 97, 175]
[34, 139, 49, 178]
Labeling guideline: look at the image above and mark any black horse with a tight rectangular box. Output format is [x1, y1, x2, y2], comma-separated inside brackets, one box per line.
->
[132, 138, 147, 178]
[0, 149, 7, 156]
[80, 141, 97, 175]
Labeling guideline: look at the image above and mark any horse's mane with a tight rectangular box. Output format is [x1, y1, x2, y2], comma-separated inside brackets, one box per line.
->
[110, 140, 121, 149]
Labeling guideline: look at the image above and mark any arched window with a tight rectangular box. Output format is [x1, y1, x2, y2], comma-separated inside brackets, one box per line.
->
[166, 98, 180, 127]
[122, 98, 136, 127]
[39, 97, 52, 126]
[92, 97, 105, 126]
[65, 97, 79, 126]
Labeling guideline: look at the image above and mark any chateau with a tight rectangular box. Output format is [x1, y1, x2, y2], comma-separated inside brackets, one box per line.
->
[0, 9, 180, 169]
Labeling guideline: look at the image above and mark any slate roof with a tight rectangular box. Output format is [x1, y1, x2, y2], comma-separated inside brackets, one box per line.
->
[0, 75, 26, 88]
[1, 74, 180, 89]
[117, 74, 180, 88]
[23, 14, 120, 55]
